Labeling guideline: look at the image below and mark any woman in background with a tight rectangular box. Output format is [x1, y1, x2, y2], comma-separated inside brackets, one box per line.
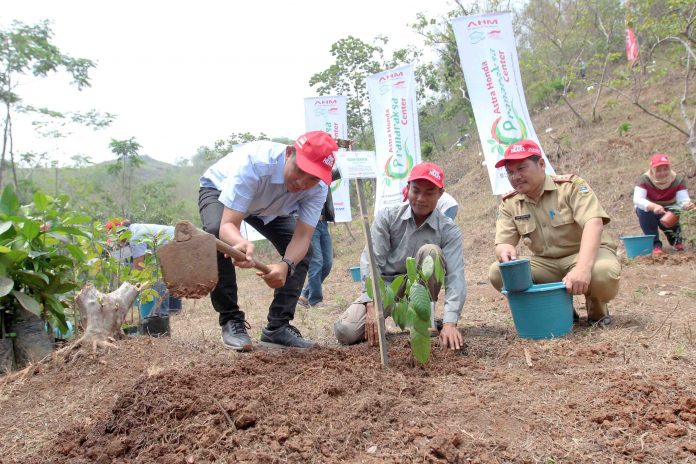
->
[633, 154, 694, 254]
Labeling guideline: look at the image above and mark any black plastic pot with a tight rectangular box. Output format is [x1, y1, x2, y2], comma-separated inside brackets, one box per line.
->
[139, 316, 170, 337]
[13, 310, 54, 367]
[0, 338, 15, 373]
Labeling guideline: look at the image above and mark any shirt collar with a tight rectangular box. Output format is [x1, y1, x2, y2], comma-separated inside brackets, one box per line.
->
[397, 203, 439, 230]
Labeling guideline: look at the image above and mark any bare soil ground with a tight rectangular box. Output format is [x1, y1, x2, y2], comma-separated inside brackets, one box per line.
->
[1, 79, 696, 463]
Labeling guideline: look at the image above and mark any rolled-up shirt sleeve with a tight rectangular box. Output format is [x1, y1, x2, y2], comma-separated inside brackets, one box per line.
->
[441, 223, 466, 324]
[633, 186, 650, 211]
[297, 183, 328, 226]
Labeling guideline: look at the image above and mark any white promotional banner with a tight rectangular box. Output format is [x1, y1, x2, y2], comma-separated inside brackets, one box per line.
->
[452, 12, 554, 195]
[304, 95, 352, 223]
[367, 64, 421, 212]
[240, 221, 265, 242]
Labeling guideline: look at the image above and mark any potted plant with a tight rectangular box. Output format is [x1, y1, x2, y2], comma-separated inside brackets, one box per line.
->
[0, 186, 95, 367]
[120, 228, 171, 337]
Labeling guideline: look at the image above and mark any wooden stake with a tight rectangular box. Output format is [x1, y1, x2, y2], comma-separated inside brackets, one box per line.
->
[355, 178, 388, 368]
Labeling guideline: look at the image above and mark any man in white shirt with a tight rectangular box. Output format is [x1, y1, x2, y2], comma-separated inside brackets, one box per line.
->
[199, 131, 338, 351]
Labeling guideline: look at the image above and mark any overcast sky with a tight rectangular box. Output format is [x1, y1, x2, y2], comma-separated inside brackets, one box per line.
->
[5, 0, 457, 165]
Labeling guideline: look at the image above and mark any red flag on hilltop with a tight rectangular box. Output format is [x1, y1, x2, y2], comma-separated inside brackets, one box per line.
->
[625, 27, 639, 62]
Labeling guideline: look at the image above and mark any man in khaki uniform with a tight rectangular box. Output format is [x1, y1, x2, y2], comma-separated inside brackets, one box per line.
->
[489, 139, 621, 325]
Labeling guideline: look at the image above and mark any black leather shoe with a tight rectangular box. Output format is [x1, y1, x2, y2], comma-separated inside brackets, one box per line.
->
[260, 324, 316, 349]
[221, 320, 252, 351]
[588, 315, 612, 327]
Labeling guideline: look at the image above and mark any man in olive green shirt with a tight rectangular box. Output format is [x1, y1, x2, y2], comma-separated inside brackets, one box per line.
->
[489, 139, 621, 325]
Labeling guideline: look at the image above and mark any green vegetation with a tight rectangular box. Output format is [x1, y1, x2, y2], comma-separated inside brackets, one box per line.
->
[0, 186, 174, 340]
[367, 254, 445, 364]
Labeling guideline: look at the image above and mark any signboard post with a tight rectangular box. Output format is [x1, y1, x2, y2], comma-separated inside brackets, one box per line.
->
[335, 147, 389, 368]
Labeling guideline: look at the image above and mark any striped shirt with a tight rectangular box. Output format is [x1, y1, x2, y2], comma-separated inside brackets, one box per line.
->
[633, 174, 690, 210]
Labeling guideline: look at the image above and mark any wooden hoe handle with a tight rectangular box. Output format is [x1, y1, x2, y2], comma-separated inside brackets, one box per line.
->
[213, 237, 272, 274]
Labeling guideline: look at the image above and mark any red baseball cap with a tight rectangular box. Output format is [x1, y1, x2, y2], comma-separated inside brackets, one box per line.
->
[494, 139, 543, 168]
[650, 153, 670, 168]
[408, 162, 445, 188]
[293, 131, 338, 185]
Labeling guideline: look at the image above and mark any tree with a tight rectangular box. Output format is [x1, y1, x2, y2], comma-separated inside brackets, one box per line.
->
[70, 154, 93, 169]
[411, 3, 477, 151]
[130, 180, 187, 225]
[199, 131, 268, 161]
[107, 137, 142, 217]
[0, 20, 96, 190]
[309, 36, 386, 147]
[600, 0, 696, 163]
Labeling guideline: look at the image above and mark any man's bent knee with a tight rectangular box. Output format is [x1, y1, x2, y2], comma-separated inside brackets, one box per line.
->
[489, 261, 503, 291]
[334, 303, 367, 345]
[589, 257, 621, 302]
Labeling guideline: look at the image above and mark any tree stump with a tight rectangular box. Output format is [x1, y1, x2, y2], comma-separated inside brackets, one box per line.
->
[65, 282, 141, 356]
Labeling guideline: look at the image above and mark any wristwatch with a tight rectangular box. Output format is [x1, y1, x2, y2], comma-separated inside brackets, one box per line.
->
[281, 257, 296, 278]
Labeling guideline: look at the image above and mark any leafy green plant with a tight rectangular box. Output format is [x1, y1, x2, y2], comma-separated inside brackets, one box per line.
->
[616, 122, 632, 136]
[604, 99, 619, 110]
[0, 185, 94, 336]
[0, 185, 167, 340]
[366, 254, 445, 364]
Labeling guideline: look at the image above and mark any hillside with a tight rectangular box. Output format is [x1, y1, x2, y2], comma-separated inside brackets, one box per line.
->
[1, 74, 695, 463]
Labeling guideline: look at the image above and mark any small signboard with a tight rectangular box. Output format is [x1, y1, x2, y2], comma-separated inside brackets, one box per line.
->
[335, 150, 378, 180]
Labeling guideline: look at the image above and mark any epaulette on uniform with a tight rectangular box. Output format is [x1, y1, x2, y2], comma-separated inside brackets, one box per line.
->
[552, 174, 575, 183]
[502, 190, 518, 200]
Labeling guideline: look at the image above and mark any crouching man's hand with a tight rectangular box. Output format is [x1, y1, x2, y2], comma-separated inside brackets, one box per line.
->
[495, 244, 517, 263]
[440, 323, 463, 350]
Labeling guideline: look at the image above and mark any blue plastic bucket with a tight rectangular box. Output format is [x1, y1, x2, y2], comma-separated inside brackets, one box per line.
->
[46, 321, 74, 339]
[620, 235, 654, 258]
[498, 258, 533, 293]
[503, 282, 573, 339]
[349, 266, 361, 282]
[139, 298, 156, 319]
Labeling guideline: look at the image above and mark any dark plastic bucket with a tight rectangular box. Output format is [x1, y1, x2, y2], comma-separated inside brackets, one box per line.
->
[498, 258, 533, 292]
[503, 282, 573, 339]
[620, 235, 654, 258]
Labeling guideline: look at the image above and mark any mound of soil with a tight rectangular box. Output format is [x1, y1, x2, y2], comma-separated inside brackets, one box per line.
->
[36, 334, 696, 463]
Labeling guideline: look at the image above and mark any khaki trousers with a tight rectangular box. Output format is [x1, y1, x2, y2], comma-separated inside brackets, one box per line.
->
[334, 244, 446, 345]
[488, 247, 621, 321]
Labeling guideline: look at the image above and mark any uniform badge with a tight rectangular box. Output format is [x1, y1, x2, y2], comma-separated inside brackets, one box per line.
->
[578, 184, 591, 195]
[514, 214, 531, 220]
